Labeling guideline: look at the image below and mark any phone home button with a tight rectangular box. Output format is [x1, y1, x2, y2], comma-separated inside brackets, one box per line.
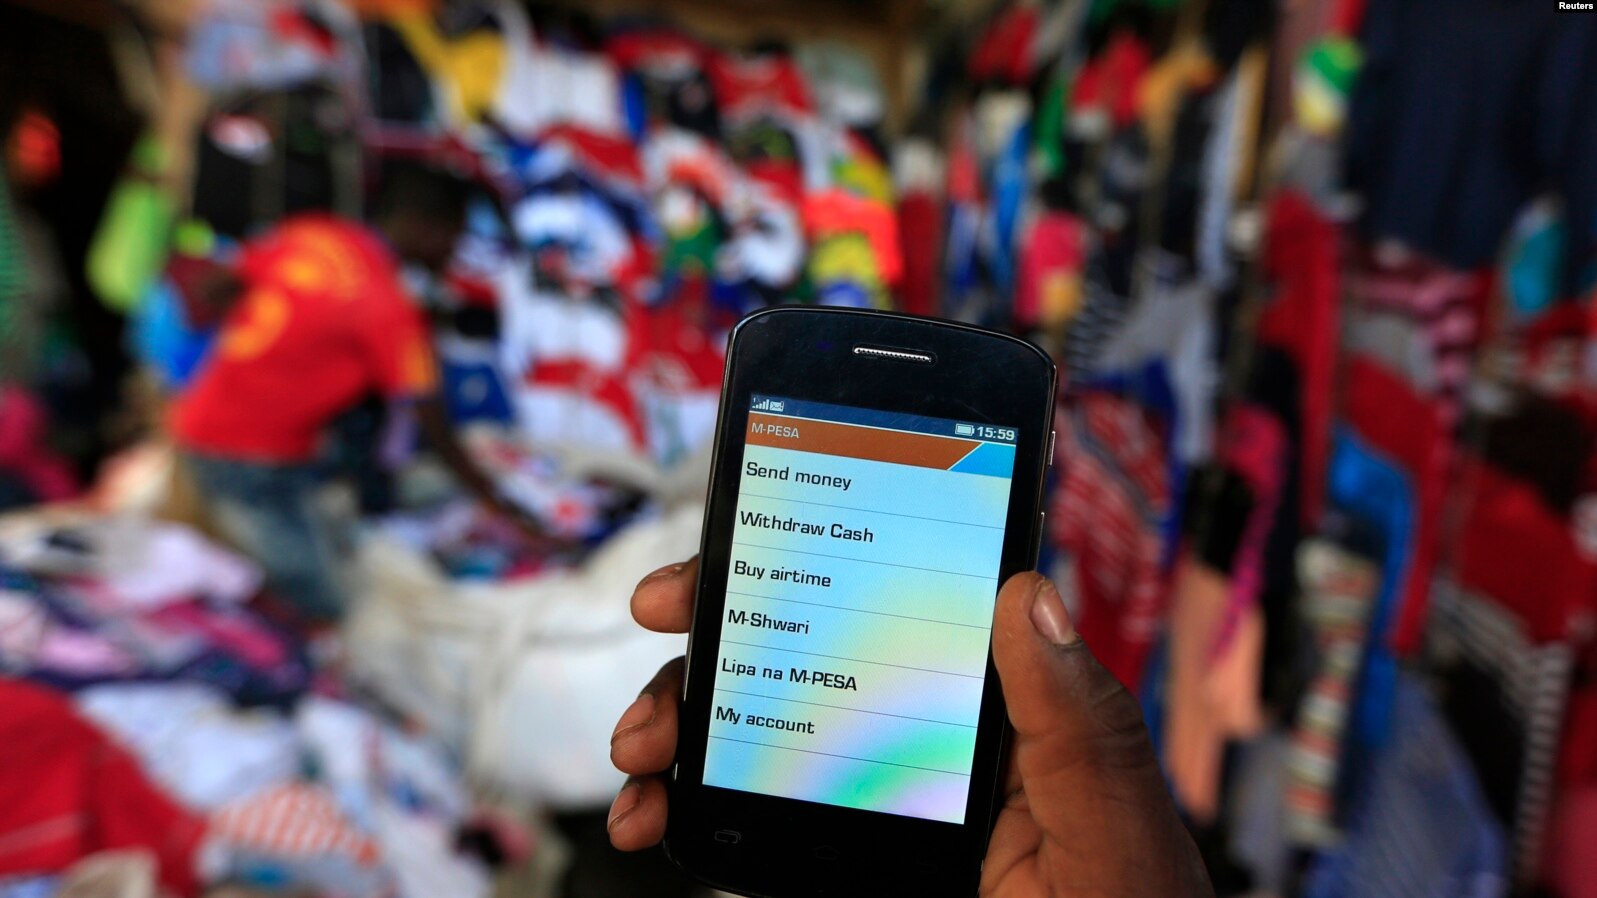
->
[814, 845, 841, 861]
[713, 830, 742, 845]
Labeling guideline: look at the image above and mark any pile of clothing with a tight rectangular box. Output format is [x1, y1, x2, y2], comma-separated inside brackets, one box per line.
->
[119, 0, 909, 477]
[0, 516, 513, 898]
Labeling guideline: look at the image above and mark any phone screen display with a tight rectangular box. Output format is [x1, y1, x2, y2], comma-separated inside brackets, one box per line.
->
[702, 394, 1017, 824]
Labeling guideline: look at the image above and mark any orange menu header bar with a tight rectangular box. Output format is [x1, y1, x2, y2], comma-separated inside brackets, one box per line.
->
[746, 412, 979, 471]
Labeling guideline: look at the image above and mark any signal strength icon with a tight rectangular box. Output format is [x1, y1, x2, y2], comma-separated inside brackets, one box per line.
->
[751, 397, 784, 412]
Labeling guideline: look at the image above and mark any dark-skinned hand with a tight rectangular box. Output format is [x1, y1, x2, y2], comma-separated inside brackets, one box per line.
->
[607, 558, 1214, 897]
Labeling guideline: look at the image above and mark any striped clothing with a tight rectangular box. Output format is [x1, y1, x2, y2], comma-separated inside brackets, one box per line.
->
[1285, 539, 1381, 846]
[1346, 244, 1487, 430]
[1429, 580, 1574, 888]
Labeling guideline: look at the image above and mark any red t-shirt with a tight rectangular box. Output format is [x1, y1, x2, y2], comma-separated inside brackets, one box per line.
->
[171, 216, 438, 463]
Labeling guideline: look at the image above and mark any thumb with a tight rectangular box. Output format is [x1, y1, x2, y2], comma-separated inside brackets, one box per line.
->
[991, 573, 1209, 891]
[991, 573, 1156, 773]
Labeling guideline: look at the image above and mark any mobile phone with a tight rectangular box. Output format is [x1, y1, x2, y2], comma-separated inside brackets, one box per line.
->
[666, 307, 1058, 897]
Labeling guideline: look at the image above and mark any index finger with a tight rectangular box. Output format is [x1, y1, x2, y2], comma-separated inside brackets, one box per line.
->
[632, 556, 699, 633]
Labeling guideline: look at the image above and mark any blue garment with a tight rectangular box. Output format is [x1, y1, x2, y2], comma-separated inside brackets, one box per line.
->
[504, 138, 657, 243]
[989, 120, 1031, 298]
[621, 72, 649, 144]
[1346, 0, 1597, 289]
[438, 338, 513, 425]
[1327, 428, 1413, 754]
[1304, 675, 1509, 898]
[943, 199, 984, 316]
[132, 279, 217, 389]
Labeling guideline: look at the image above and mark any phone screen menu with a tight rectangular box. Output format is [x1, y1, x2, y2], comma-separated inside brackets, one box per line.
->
[702, 394, 1017, 824]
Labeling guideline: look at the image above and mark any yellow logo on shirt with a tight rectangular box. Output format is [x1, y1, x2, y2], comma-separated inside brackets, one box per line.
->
[219, 287, 291, 359]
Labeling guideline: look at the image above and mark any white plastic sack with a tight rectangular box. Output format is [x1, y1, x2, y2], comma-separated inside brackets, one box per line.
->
[345, 502, 702, 810]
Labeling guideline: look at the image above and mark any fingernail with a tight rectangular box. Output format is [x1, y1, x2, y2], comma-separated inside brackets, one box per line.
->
[639, 562, 685, 586]
[1029, 579, 1078, 646]
[607, 781, 642, 832]
[611, 692, 656, 743]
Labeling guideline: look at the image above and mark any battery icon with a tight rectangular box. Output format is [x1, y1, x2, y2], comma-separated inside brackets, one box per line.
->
[954, 423, 976, 437]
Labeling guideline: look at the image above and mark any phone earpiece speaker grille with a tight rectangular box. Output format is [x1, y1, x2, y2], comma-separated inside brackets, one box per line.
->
[852, 345, 935, 364]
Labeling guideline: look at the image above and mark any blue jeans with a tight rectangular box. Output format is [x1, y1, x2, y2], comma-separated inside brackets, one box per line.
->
[185, 453, 349, 621]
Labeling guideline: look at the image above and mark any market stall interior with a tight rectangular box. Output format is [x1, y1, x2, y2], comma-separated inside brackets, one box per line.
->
[2, 0, 1597, 896]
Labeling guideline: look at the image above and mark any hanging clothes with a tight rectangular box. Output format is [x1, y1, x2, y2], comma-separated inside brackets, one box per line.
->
[1015, 209, 1085, 331]
[607, 27, 721, 139]
[803, 188, 902, 310]
[1345, 0, 1562, 272]
[185, 0, 360, 94]
[1429, 579, 1576, 886]
[708, 49, 815, 174]
[494, 3, 626, 138]
[1285, 539, 1381, 846]
[1302, 674, 1510, 898]
[1257, 189, 1343, 528]
[893, 139, 944, 318]
[1345, 243, 1487, 429]
[389, 6, 509, 125]
[1051, 392, 1173, 690]
[1342, 356, 1451, 656]
[1326, 427, 1413, 756]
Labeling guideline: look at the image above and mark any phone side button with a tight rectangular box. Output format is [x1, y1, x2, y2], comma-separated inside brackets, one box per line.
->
[814, 845, 841, 861]
[713, 830, 742, 845]
[1047, 429, 1057, 466]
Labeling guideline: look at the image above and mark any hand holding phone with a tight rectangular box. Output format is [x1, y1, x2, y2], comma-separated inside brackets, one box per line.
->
[609, 309, 1210, 897]
[610, 562, 1214, 897]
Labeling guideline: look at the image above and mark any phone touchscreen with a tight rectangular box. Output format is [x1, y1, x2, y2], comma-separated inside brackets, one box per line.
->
[702, 393, 1018, 825]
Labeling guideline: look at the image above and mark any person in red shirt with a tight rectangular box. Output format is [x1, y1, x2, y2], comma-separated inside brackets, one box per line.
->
[172, 164, 531, 621]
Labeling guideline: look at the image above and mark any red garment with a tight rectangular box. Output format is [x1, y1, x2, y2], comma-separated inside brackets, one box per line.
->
[1015, 211, 1085, 329]
[1330, 0, 1369, 34]
[1343, 357, 1451, 655]
[706, 51, 813, 120]
[606, 28, 709, 73]
[0, 387, 78, 502]
[743, 160, 805, 209]
[268, 8, 339, 57]
[1453, 455, 1597, 643]
[968, 5, 1041, 85]
[1560, 684, 1597, 785]
[1257, 190, 1341, 529]
[896, 190, 943, 317]
[803, 189, 904, 287]
[1070, 33, 1152, 131]
[171, 216, 438, 463]
[535, 124, 647, 189]
[1544, 785, 1597, 898]
[0, 680, 204, 895]
[623, 295, 724, 395]
[1052, 394, 1171, 689]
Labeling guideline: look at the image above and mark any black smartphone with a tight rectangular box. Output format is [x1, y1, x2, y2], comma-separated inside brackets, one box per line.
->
[666, 307, 1058, 897]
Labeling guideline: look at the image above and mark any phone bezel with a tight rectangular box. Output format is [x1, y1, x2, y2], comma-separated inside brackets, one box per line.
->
[665, 307, 1057, 898]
